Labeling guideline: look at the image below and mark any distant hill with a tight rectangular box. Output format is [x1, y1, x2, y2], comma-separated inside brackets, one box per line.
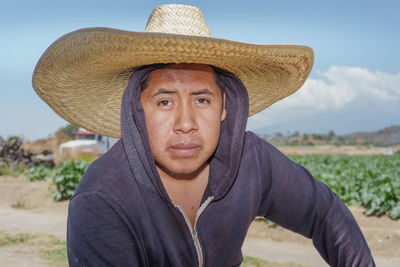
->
[249, 101, 400, 137]
[260, 125, 400, 146]
[343, 125, 400, 146]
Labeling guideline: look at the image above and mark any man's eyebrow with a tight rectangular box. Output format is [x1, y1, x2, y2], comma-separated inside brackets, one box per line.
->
[190, 89, 215, 96]
[151, 88, 215, 98]
[151, 89, 176, 98]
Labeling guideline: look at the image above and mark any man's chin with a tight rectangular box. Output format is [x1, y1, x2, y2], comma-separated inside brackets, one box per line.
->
[157, 162, 208, 180]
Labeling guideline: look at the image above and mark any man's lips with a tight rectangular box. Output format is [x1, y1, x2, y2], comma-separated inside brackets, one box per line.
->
[168, 143, 200, 157]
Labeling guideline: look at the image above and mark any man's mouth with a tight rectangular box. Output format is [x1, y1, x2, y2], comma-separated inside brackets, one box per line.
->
[168, 143, 200, 157]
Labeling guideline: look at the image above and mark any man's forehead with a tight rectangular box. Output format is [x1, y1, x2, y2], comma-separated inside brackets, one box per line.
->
[142, 63, 220, 93]
[149, 63, 215, 80]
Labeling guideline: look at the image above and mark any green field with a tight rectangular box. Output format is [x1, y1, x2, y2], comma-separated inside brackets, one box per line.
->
[20, 154, 400, 220]
[290, 155, 400, 219]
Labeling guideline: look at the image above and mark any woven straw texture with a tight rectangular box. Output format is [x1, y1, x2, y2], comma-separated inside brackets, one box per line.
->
[32, 4, 313, 137]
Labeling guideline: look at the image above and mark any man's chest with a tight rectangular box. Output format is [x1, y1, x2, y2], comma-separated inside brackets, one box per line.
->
[164, 180, 207, 227]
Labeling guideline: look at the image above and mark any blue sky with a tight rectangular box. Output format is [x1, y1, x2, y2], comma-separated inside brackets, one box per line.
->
[1, 0, 399, 140]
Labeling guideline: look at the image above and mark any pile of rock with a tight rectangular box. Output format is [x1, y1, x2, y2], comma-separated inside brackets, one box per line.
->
[0, 137, 54, 170]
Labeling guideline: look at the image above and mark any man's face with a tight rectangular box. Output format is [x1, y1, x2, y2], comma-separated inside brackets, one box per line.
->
[140, 63, 226, 179]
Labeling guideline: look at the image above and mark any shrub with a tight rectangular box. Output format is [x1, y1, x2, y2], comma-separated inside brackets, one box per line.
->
[52, 160, 90, 201]
[56, 124, 79, 138]
[24, 164, 53, 181]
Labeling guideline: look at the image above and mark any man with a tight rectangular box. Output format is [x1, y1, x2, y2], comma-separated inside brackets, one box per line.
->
[32, 4, 375, 267]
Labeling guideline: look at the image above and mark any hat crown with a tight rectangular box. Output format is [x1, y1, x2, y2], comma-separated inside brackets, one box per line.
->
[145, 4, 211, 37]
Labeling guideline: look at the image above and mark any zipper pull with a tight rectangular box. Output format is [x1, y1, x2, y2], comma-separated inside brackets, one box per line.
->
[193, 229, 198, 240]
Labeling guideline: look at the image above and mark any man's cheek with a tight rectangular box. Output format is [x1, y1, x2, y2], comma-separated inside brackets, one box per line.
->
[147, 118, 171, 139]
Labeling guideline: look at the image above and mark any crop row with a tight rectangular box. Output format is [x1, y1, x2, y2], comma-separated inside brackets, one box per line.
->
[290, 155, 400, 220]
[24, 155, 400, 219]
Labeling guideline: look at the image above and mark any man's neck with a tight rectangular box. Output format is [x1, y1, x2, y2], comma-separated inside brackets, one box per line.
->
[157, 164, 209, 227]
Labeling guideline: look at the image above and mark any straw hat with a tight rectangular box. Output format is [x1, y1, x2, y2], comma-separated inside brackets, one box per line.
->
[32, 4, 313, 138]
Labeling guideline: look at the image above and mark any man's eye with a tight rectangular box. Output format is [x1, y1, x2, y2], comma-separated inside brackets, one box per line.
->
[157, 100, 172, 107]
[195, 98, 210, 105]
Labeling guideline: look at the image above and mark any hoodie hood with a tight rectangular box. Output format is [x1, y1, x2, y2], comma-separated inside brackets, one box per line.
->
[121, 65, 249, 202]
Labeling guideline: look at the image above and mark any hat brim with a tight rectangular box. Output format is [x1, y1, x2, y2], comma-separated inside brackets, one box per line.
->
[32, 27, 313, 137]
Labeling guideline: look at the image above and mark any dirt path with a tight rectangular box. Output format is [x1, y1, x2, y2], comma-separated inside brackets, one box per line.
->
[0, 207, 68, 240]
[0, 176, 69, 266]
[1, 176, 399, 266]
[0, 176, 68, 239]
[243, 216, 400, 267]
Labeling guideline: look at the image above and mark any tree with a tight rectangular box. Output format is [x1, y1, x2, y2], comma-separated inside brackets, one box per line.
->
[291, 131, 300, 137]
[58, 124, 79, 137]
[54, 124, 79, 143]
[312, 134, 323, 140]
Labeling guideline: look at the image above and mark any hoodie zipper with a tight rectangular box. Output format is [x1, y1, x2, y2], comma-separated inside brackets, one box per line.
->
[175, 196, 214, 267]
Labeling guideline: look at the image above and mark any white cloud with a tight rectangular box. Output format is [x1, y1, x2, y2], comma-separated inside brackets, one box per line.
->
[277, 66, 400, 110]
[247, 66, 400, 130]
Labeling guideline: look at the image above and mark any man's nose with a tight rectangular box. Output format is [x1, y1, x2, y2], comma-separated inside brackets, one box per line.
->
[173, 103, 198, 134]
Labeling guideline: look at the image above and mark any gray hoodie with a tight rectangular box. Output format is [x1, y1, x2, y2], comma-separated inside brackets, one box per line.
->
[67, 66, 375, 266]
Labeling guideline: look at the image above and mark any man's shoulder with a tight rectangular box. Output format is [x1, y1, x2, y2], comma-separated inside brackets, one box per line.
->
[241, 131, 293, 172]
[243, 131, 282, 156]
[73, 139, 132, 198]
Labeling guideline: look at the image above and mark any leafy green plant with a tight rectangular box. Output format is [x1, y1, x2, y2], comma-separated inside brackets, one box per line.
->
[24, 164, 53, 181]
[52, 160, 90, 201]
[290, 155, 400, 220]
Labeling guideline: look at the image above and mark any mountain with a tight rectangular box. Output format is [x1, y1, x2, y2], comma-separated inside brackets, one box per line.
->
[248, 101, 400, 136]
[344, 125, 400, 146]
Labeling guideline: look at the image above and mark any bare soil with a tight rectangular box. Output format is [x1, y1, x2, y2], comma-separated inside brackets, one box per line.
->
[244, 207, 400, 266]
[0, 176, 399, 266]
